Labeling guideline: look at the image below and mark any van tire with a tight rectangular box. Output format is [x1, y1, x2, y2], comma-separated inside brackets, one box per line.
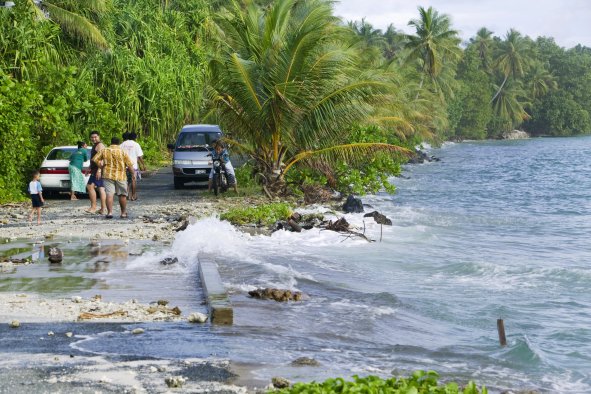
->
[173, 177, 184, 189]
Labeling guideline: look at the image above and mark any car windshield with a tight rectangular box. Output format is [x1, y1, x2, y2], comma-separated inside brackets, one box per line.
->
[46, 148, 91, 160]
[176, 132, 221, 151]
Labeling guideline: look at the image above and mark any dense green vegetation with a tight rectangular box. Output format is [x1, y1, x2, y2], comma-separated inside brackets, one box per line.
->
[272, 371, 487, 394]
[220, 202, 292, 226]
[1, 0, 590, 202]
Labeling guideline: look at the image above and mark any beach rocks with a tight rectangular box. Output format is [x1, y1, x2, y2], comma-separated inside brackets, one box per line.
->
[48, 247, 63, 263]
[324, 217, 350, 232]
[132, 328, 145, 335]
[157, 299, 169, 306]
[165, 376, 186, 388]
[502, 129, 530, 140]
[363, 211, 392, 225]
[187, 312, 208, 323]
[342, 195, 364, 213]
[291, 357, 320, 366]
[272, 377, 290, 389]
[248, 288, 304, 302]
[9, 320, 20, 328]
[407, 148, 440, 164]
[160, 257, 178, 265]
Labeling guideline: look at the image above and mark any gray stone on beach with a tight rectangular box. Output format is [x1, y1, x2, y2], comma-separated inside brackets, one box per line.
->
[65, 332, 73, 337]
[9, 320, 20, 328]
[291, 357, 320, 366]
[132, 328, 145, 335]
[272, 377, 290, 389]
[165, 376, 186, 388]
[48, 247, 63, 263]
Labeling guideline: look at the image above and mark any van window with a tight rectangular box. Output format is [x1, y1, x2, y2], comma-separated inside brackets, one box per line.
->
[176, 132, 221, 150]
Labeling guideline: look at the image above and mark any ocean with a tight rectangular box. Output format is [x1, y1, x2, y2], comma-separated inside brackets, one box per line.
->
[3, 136, 591, 393]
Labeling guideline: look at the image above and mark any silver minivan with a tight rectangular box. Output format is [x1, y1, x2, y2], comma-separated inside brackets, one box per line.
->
[167, 124, 222, 189]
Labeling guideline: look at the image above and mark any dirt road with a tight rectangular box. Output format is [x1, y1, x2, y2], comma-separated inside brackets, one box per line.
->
[0, 167, 261, 242]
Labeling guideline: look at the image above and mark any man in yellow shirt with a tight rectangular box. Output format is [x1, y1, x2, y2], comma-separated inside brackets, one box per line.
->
[93, 136, 135, 219]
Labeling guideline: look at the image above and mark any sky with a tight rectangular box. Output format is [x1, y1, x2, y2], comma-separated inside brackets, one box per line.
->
[333, 0, 591, 48]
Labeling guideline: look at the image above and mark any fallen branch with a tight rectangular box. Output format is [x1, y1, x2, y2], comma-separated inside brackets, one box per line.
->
[78, 310, 128, 320]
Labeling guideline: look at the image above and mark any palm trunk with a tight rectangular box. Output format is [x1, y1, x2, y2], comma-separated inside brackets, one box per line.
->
[415, 75, 424, 100]
[491, 74, 508, 103]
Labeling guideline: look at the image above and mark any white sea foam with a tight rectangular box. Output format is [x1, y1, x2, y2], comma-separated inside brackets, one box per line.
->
[329, 299, 396, 317]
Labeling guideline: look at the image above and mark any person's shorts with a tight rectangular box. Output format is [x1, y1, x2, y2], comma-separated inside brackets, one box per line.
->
[31, 194, 44, 208]
[103, 178, 128, 196]
[126, 169, 141, 184]
[87, 174, 104, 188]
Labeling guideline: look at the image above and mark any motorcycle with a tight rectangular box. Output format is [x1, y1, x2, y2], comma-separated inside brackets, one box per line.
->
[207, 152, 228, 196]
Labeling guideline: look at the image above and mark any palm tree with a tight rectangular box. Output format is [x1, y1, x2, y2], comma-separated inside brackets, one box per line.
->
[404, 6, 461, 98]
[207, 0, 409, 194]
[528, 61, 557, 98]
[348, 18, 385, 49]
[470, 27, 494, 71]
[27, 0, 108, 48]
[492, 80, 530, 127]
[491, 29, 531, 102]
[382, 24, 406, 60]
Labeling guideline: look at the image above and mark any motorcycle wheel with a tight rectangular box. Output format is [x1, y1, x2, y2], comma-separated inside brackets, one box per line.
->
[213, 174, 219, 196]
[221, 174, 228, 193]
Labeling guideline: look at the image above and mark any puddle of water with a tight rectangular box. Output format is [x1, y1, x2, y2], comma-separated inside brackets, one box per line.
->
[0, 238, 205, 313]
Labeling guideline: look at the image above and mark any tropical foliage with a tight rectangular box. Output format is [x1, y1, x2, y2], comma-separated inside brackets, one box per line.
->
[206, 0, 409, 194]
[272, 370, 487, 394]
[1, 0, 590, 201]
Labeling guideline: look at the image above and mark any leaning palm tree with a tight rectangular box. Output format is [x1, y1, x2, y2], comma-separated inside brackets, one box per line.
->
[492, 80, 530, 128]
[207, 0, 409, 194]
[404, 6, 461, 98]
[491, 29, 532, 102]
[26, 0, 108, 48]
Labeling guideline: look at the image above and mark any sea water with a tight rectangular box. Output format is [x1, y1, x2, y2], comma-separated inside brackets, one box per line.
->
[7, 136, 591, 393]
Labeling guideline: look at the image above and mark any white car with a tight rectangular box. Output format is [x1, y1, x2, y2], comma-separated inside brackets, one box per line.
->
[39, 146, 92, 195]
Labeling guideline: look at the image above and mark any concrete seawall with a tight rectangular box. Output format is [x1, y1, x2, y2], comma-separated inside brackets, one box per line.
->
[198, 255, 233, 325]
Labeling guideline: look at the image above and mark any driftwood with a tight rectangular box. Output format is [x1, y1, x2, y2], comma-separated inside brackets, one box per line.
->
[322, 217, 373, 242]
[78, 310, 128, 320]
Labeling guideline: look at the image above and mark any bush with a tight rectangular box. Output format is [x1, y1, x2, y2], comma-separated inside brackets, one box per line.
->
[220, 203, 292, 226]
[273, 371, 487, 394]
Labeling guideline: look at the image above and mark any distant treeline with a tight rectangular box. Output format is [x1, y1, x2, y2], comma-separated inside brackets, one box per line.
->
[1, 0, 589, 201]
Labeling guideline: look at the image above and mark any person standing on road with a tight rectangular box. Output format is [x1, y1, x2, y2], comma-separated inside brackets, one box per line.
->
[68, 141, 88, 201]
[28, 170, 44, 225]
[92, 136, 135, 219]
[120, 132, 146, 201]
[86, 131, 107, 214]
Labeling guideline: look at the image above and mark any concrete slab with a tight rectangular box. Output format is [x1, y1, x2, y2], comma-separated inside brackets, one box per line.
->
[198, 256, 233, 325]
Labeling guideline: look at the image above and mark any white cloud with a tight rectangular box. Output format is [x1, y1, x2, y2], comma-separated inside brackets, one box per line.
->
[333, 0, 591, 48]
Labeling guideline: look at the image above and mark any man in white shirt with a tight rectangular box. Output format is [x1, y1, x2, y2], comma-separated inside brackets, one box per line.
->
[120, 132, 146, 201]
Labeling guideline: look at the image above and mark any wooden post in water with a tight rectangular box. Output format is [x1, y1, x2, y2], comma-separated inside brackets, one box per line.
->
[497, 318, 507, 346]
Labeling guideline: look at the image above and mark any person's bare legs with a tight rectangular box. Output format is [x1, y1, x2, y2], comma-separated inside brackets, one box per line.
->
[28, 208, 34, 223]
[105, 193, 114, 217]
[119, 195, 128, 217]
[36, 207, 41, 224]
[86, 183, 97, 212]
[98, 187, 106, 214]
[70, 190, 77, 200]
[130, 177, 137, 200]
